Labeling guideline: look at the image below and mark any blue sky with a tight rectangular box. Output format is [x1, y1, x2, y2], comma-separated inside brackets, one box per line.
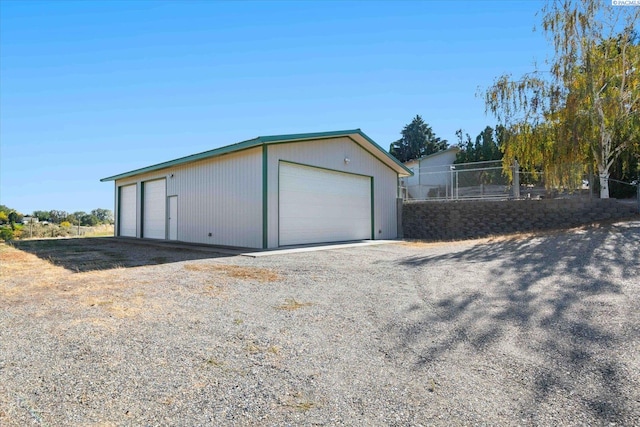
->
[1, 0, 549, 214]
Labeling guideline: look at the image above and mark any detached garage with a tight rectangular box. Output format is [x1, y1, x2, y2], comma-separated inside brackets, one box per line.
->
[101, 129, 412, 249]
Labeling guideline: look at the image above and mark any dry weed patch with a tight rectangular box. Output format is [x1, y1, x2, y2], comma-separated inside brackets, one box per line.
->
[275, 298, 312, 311]
[184, 263, 280, 282]
[205, 358, 225, 367]
[0, 244, 67, 299]
[401, 224, 613, 248]
[80, 289, 150, 319]
[282, 392, 318, 412]
[1, 244, 154, 318]
[201, 283, 226, 297]
[241, 338, 282, 357]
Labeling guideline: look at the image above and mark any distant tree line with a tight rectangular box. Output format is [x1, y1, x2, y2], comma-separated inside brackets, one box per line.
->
[30, 208, 114, 226]
[0, 205, 114, 241]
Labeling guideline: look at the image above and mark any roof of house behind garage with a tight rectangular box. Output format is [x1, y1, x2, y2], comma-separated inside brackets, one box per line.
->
[100, 129, 412, 182]
[403, 146, 461, 165]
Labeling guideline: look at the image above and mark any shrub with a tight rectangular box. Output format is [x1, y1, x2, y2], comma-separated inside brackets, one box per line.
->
[60, 221, 71, 228]
[0, 226, 14, 241]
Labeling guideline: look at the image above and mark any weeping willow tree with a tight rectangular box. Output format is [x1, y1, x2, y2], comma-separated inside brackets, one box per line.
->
[485, 0, 640, 198]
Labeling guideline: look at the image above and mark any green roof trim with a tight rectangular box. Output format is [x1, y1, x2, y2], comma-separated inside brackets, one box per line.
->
[100, 129, 412, 182]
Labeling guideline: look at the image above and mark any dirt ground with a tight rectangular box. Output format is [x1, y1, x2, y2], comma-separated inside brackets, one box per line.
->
[1, 225, 639, 425]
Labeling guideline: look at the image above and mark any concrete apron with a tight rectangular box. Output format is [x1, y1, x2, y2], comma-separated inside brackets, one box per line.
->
[114, 237, 400, 257]
[242, 240, 400, 258]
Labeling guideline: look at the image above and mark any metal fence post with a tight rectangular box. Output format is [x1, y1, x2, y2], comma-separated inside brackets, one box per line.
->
[450, 165, 455, 201]
[512, 159, 520, 199]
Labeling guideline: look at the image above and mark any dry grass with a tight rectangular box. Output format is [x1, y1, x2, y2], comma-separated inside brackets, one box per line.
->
[2, 241, 276, 326]
[275, 298, 312, 311]
[83, 225, 115, 237]
[205, 358, 225, 367]
[200, 283, 226, 297]
[0, 243, 153, 319]
[292, 401, 316, 412]
[0, 244, 67, 298]
[401, 233, 542, 248]
[282, 392, 318, 412]
[184, 263, 280, 282]
[401, 221, 621, 248]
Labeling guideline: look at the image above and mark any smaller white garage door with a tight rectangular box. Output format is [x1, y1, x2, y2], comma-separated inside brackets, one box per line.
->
[279, 162, 372, 246]
[143, 179, 166, 239]
[119, 184, 137, 237]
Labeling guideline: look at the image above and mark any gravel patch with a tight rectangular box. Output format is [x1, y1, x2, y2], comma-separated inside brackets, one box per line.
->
[1, 222, 639, 426]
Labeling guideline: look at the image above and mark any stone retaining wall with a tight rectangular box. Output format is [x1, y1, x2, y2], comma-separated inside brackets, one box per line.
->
[403, 198, 638, 241]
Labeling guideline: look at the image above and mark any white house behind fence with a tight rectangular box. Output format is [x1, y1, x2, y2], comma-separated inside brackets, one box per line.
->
[401, 147, 460, 200]
[101, 129, 412, 249]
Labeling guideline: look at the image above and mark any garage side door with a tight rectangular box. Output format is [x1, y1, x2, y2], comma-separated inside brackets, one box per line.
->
[143, 179, 166, 239]
[119, 184, 137, 237]
[279, 162, 371, 246]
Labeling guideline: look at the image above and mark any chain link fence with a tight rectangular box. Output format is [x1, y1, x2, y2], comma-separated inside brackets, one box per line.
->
[400, 160, 639, 213]
[400, 160, 523, 201]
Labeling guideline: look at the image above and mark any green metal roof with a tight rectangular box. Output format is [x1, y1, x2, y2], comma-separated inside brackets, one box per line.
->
[100, 129, 412, 182]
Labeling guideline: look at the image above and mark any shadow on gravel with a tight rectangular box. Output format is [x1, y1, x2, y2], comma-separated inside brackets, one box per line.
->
[11, 237, 234, 273]
[390, 222, 640, 423]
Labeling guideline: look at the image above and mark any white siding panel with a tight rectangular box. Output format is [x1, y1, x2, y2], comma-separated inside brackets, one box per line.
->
[279, 162, 371, 245]
[119, 184, 137, 237]
[267, 137, 398, 248]
[143, 179, 166, 239]
[115, 147, 262, 248]
[168, 196, 178, 241]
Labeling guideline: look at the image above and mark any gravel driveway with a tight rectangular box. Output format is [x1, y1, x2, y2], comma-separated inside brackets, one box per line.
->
[1, 221, 639, 426]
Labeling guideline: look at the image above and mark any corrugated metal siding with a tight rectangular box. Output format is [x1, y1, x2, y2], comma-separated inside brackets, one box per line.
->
[115, 147, 262, 248]
[266, 137, 398, 248]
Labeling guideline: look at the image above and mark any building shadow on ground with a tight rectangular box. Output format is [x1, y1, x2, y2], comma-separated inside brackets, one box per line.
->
[11, 237, 237, 273]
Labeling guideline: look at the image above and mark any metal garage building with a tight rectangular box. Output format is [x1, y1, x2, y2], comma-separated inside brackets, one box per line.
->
[101, 129, 412, 249]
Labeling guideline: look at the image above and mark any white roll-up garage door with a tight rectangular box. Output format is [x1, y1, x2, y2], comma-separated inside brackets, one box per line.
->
[279, 162, 372, 246]
[119, 184, 137, 237]
[143, 179, 166, 239]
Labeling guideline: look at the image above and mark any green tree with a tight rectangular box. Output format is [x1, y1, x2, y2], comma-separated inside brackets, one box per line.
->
[8, 211, 23, 226]
[72, 211, 87, 220]
[91, 208, 114, 224]
[484, 0, 640, 198]
[0, 227, 14, 241]
[0, 205, 22, 228]
[389, 115, 448, 163]
[65, 214, 80, 225]
[33, 210, 50, 222]
[48, 210, 69, 223]
[455, 130, 474, 164]
[455, 126, 503, 164]
[81, 214, 99, 226]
